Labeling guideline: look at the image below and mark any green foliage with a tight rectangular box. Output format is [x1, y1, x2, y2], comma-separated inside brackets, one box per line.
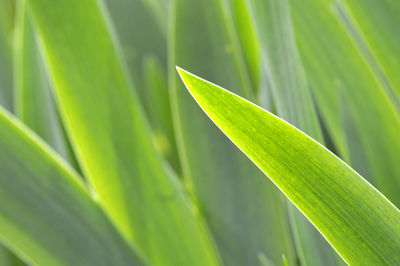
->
[0, 0, 399, 265]
[177, 67, 400, 265]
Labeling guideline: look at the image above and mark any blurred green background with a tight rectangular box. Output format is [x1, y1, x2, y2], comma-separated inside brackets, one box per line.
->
[0, 0, 400, 265]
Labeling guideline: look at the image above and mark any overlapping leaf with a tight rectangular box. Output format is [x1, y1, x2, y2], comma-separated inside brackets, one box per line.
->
[245, 1, 338, 264]
[26, 0, 219, 265]
[170, 0, 296, 264]
[0, 107, 144, 266]
[177, 67, 400, 265]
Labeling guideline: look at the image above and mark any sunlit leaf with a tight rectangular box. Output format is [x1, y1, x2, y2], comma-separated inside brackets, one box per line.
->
[177, 67, 400, 265]
[26, 0, 219, 264]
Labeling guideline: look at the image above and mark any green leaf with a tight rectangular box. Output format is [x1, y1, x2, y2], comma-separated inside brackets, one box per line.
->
[170, 1, 296, 264]
[0, 247, 25, 266]
[143, 56, 180, 173]
[0, 107, 144, 266]
[141, 0, 169, 36]
[0, 0, 14, 111]
[245, 0, 338, 264]
[104, 0, 167, 110]
[177, 66, 400, 265]
[14, 0, 76, 165]
[226, 0, 261, 93]
[290, 0, 400, 207]
[27, 0, 219, 265]
[343, 0, 400, 103]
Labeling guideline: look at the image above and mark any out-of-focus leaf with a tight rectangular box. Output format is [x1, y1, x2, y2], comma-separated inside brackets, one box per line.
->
[105, 0, 179, 170]
[343, 0, 400, 104]
[290, 0, 400, 207]
[0, 247, 25, 266]
[0, 107, 144, 266]
[27, 0, 219, 265]
[143, 56, 180, 173]
[177, 67, 400, 265]
[0, 0, 14, 111]
[226, 0, 261, 93]
[245, 0, 337, 265]
[141, 0, 169, 35]
[170, 0, 296, 264]
[104, 0, 167, 109]
[14, 0, 76, 165]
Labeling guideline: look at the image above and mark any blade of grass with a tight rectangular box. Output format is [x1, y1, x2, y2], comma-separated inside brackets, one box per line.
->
[0, 106, 144, 266]
[104, 0, 167, 111]
[0, 2, 27, 264]
[0, 248, 25, 266]
[177, 67, 400, 265]
[26, 0, 220, 265]
[14, 0, 76, 165]
[104, 0, 179, 172]
[143, 56, 180, 173]
[226, 0, 261, 93]
[290, 0, 400, 207]
[0, 0, 14, 111]
[170, 0, 296, 264]
[141, 0, 169, 36]
[245, 0, 339, 264]
[343, 0, 400, 104]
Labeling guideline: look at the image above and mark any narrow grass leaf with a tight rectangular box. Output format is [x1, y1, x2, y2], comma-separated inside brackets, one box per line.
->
[14, 0, 76, 164]
[104, 0, 167, 111]
[170, 0, 296, 264]
[177, 67, 400, 265]
[27, 0, 219, 265]
[245, 0, 339, 264]
[0, 107, 144, 266]
[143, 56, 180, 173]
[0, 247, 25, 266]
[343, 0, 400, 103]
[290, 0, 400, 207]
[0, 0, 14, 111]
[226, 0, 261, 93]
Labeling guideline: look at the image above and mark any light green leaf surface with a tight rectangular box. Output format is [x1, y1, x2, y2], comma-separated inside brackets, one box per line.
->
[290, 0, 400, 207]
[170, 0, 296, 264]
[141, 0, 169, 36]
[245, 1, 337, 265]
[27, 0, 219, 265]
[343, 0, 400, 103]
[0, 247, 25, 266]
[143, 56, 180, 173]
[105, 0, 179, 170]
[0, 107, 144, 266]
[0, 0, 14, 111]
[226, 0, 261, 93]
[14, 0, 75, 164]
[177, 67, 400, 265]
[0, 2, 26, 264]
[104, 0, 167, 110]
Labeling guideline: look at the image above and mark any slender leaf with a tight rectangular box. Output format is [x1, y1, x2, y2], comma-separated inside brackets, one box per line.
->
[0, 0, 13, 111]
[177, 67, 400, 265]
[343, 0, 400, 104]
[14, 0, 75, 164]
[104, 0, 167, 110]
[0, 106, 144, 266]
[0, 247, 25, 266]
[143, 56, 180, 173]
[0, 2, 26, 264]
[141, 0, 169, 36]
[290, 0, 400, 207]
[105, 0, 179, 171]
[170, 0, 296, 264]
[226, 0, 261, 93]
[27, 0, 219, 265]
[245, 0, 338, 264]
